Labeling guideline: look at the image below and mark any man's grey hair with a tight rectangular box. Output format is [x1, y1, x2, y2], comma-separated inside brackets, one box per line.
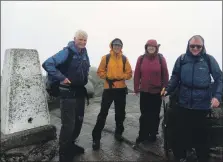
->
[189, 35, 204, 45]
[75, 30, 88, 39]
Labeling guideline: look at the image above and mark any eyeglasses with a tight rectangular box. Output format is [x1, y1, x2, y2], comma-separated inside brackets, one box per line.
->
[189, 44, 203, 49]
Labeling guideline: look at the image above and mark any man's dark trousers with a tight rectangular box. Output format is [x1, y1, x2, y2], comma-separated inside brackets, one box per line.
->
[59, 87, 85, 162]
[172, 107, 209, 162]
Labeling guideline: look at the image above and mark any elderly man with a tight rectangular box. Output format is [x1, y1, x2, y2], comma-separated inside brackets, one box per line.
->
[164, 35, 222, 162]
[42, 30, 90, 162]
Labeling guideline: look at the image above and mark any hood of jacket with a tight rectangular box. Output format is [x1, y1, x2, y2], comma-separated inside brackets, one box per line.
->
[144, 39, 160, 56]
[109, 39, 123, 58]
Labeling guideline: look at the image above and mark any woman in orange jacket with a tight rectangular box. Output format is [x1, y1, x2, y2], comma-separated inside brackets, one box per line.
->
[92, 38, 132, 150]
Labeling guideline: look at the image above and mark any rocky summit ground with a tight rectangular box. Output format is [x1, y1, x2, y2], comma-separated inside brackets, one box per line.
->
[1, 93, 222, 162]
[49, 94, 223, 162]
[50, 94, 165, 162]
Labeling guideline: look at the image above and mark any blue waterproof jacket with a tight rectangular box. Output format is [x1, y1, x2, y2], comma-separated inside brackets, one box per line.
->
[42, 41, 90, 86]
[166, 37, 222, 110]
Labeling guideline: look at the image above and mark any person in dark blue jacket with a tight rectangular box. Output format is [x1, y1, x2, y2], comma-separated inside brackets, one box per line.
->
[42, 30, 90, 162]
[165, 35, 222, 162]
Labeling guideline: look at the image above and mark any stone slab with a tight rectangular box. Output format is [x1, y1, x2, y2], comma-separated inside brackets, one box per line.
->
[1, 124, 57, 152]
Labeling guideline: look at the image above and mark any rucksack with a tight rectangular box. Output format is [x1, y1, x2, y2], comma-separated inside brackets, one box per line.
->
[44, 48, 78, 97]
[105, 54, 127, 72]
[168, 53, 212, 109]
[139, 53, 164, 88]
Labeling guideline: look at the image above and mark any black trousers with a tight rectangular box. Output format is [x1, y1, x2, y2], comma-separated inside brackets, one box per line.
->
[138, 92, 162, 140]
[92, 88, 127, 141]
[172, 107, 209, 162]
[59, 88, 85, 161]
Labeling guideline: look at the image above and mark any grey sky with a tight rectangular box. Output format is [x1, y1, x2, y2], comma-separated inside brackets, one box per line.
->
[1, 1, 222, 75]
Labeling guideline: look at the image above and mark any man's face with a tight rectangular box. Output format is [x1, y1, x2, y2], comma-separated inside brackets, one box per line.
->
[74, 36, 87, 49]
[189, 38, 203, 56]
[112, 44, 122, 54]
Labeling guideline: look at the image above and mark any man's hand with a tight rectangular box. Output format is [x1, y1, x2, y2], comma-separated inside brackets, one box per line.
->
[211, 97, 220, 108]
[63, 78, 71, 84]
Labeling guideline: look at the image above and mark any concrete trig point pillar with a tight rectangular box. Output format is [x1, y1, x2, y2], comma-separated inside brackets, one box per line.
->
[1, 49, 50, 134]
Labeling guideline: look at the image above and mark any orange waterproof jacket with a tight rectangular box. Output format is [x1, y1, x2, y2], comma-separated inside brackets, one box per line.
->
[97, 50, 132, 89]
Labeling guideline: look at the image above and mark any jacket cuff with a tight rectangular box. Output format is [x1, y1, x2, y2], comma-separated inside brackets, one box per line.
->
[214, 93, 222, 102]
[58, 75, 66, 82]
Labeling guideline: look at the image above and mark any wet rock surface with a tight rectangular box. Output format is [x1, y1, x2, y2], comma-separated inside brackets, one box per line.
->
[1, 125, 57, 162]
[50, 94, 223, 161]
[1, 140, 58, 162]
[1, 88, 222, 161]
[27, 140, 58, 162]
[50, 117, 163, 162]
[83, 94, 167, 158]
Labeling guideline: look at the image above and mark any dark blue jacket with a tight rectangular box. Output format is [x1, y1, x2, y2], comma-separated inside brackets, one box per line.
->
[42, 41, 90, 86]
[166, 39, 222, 110]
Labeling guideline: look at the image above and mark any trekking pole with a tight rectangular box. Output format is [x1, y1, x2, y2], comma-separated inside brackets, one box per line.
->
[161, 88, 166, 110]
[160, 88, 169, 158]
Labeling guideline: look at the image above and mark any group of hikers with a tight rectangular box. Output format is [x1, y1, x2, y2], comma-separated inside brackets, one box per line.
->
[42, 30, 222, 162]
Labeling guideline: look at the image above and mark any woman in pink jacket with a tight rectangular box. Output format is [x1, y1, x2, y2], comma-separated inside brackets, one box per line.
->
[134, 39, 169, 144]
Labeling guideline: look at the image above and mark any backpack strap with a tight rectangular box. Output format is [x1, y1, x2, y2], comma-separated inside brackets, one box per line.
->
[122, 55, 127, 72]
[105, 54, 126, 72]
[139, 54, 145, 80]
[177, 53, 186, 82]
[203, 54, 212, 74]
[179, 54, 186, 72]
[180, 54, 186, 66]
[139, 54, 145, 67]
[62, 48, 75, 69]
[55, 47, 75, 72]
[105, 54, 111, 72]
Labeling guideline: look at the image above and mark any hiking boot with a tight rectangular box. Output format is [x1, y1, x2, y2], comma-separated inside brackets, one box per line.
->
[73, 144, 85, 154]
[114, 133, 124, 142]
[92, 140, 100, 150]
